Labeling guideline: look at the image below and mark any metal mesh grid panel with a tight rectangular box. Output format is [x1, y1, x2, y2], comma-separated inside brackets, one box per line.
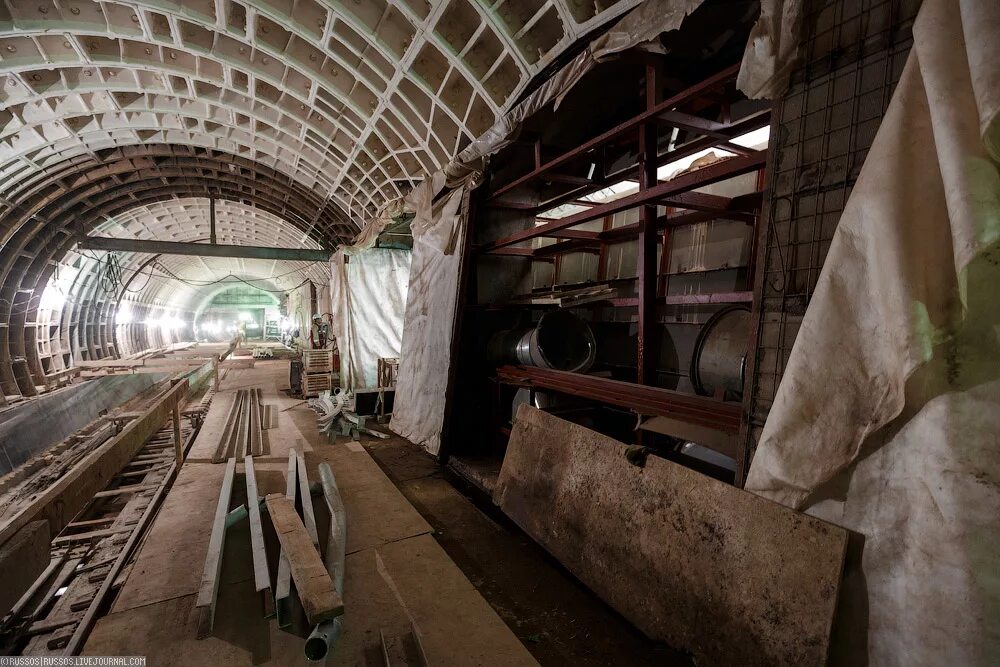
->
[739, 0, 922, 482]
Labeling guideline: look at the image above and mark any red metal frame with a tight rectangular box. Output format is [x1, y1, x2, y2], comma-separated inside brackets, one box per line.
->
[487, 64, 743, 203]
[496, 366, 742, 433]
[479, 151, 766, 251]
[472, 60, 769, 444]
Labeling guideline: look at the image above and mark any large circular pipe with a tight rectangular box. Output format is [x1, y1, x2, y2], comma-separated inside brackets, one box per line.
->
[490, 310, 597, 372]
[690, 305, 751, 399]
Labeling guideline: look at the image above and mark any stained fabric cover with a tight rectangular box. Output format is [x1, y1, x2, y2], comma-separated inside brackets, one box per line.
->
[329, 248, 410, 390]
[736, 0, 804, 99]
[446, 0, 705, 180]
[389, 181, 471, 455]
[745, 0, 1000, 663]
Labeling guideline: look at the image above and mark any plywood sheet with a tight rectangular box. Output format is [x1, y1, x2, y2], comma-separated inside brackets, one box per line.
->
[495, 406, 847, 666]
[306, 446, 433, 554]
[112, 462, 228, 613]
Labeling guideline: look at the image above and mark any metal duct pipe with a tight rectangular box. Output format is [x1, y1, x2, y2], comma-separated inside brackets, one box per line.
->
[304, 463, 347, 662]
[489, 310, 597, 372]
[690, 305, 751, 399]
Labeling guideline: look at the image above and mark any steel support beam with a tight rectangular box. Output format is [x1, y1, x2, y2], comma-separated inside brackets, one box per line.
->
[637, 62, 659, 386]
[77, 237, 332, 262]
[479, 151, 767, 251]
[496, 366, 742, 433]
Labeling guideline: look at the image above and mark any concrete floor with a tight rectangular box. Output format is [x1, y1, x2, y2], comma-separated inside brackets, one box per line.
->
[80, 355, 688, 665]
[83, 358, 535, 665]
[363, 438, 693, 667]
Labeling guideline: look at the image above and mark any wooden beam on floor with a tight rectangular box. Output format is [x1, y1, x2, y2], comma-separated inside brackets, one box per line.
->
[264, 494, 344, 625]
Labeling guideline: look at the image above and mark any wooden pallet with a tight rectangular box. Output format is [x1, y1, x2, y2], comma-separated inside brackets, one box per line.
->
[303, 373, 332, 397]
[301, 350, 334, 374]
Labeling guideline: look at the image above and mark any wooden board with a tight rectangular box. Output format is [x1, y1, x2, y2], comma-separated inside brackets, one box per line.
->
[0, 379, 188, 545]
[0, 520, 49, 613]
[305, 447, 432, 555]
[85, 534, 538, 667]
[264, 494, 343, 625]
[111, 463, 228, 613]
[494, 406, 848, 667]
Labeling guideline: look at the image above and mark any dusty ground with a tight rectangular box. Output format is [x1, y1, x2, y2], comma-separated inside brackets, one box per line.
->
[362, 436, 694, 667]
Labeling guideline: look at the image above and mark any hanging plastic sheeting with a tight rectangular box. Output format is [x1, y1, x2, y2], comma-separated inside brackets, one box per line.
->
[745, 0, 1000, 663]
[444, 0, 704, 181]
[735, 0, 804, 99]
[329, 248, 410, 390]
[287, 281, 313, 343]
[389, 181, 471, 456]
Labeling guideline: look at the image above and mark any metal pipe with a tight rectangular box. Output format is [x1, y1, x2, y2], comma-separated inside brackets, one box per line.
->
[490, 310, 597, 372]
[690, 305, 751, 399]
[304, 463, 347, 662]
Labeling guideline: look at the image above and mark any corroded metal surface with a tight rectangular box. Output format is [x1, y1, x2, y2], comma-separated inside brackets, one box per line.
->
[495, 405, 847, 666]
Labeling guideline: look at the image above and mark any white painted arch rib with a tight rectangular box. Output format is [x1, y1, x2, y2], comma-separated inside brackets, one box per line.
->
[0, 0, 641, 223]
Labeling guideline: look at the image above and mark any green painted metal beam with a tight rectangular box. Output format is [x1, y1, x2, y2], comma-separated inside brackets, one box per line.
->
[78, 236, 332, 262]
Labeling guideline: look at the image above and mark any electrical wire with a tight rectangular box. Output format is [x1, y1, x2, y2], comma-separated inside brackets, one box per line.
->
[74, 248, 321, 292]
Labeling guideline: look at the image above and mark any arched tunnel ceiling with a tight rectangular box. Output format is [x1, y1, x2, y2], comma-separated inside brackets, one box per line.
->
[0, 0, 643, 222]
[94, 197, 332, 312]
[0, 0, 647, 395]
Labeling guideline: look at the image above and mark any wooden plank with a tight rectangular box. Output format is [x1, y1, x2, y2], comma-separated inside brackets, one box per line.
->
[0, 379, 188, 545]
[264, 494, 343, 625]
[494, 406, 848, 667]
[194, 457, 237, 639]
[51, 526, 134, 545]
[0, 521, 50, 615]
[92, 483, 160, 498]
[172, 403, 183, 467]
[243, 456, 273, 616]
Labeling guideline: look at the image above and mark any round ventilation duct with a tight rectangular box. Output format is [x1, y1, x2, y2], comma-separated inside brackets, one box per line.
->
[690, 305, 751, 399]
[490, 310, 597, 372]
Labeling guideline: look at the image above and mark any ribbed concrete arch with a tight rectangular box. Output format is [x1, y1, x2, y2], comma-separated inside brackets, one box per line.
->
[0, 144, 344, 395]
[0, 0, 642, 401]
[0, 0, 641, 218]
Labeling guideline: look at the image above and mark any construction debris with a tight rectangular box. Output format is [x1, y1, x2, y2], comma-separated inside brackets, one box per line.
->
[309, 389, 389, 441]
[1, 413, 195, 655]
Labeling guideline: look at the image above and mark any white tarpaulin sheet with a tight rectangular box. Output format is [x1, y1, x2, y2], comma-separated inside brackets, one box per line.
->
[389, 181, 471, 455]
[446, 0, 704, 179]
[745, 0, 1000, 663]
[329, 248, 410, 390]
[736, 0, 803, 99]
